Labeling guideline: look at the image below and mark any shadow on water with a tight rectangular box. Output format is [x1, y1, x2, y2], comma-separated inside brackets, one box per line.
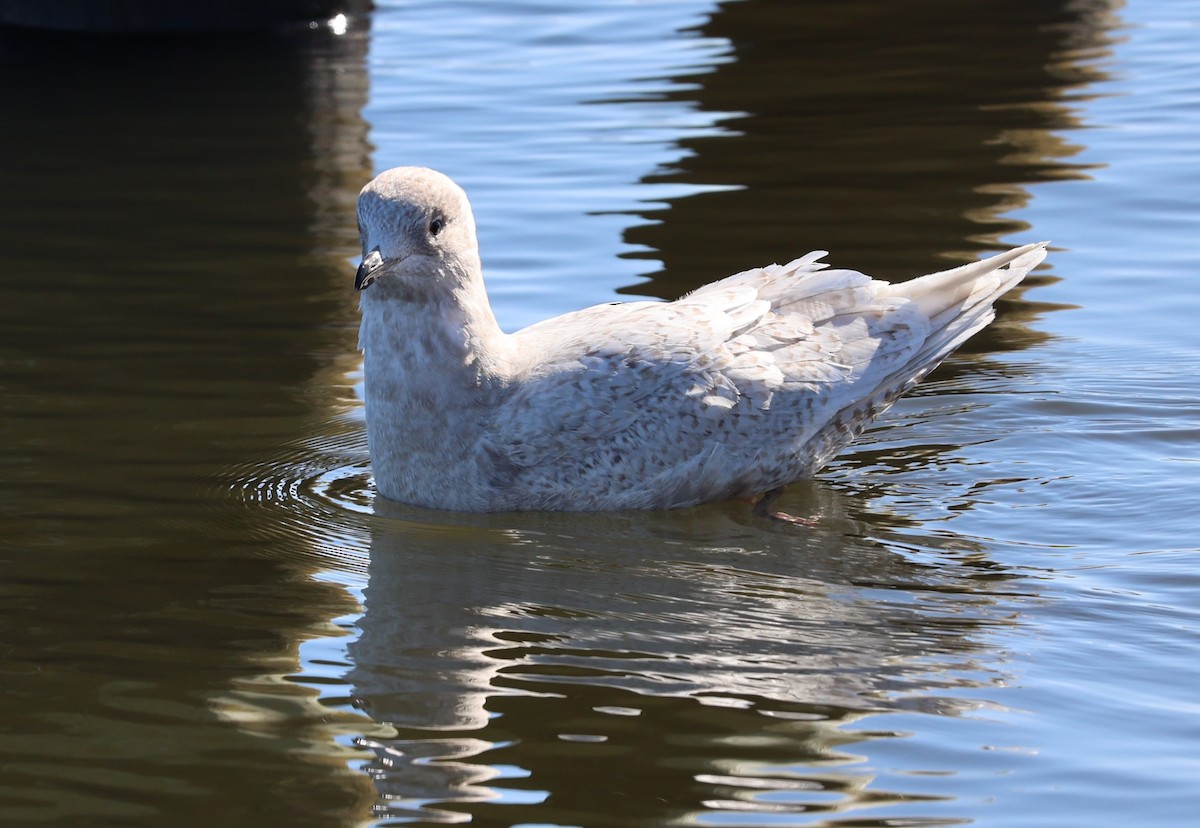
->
[621, 0, 1116, 341]
[0, 18, 377, 828]
[331, 492, 1036, 826]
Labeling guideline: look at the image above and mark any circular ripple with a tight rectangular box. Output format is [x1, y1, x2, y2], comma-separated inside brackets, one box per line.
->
[225, 426, 375, 575]
[301, 462, 376, 516]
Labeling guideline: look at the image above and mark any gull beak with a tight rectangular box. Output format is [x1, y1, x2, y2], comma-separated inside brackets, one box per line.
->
[355, 248, 385, 291]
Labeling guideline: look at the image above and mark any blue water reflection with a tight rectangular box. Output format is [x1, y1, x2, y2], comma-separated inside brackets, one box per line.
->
[282, 1, 1198, 825]
[362, 0, 743, 329]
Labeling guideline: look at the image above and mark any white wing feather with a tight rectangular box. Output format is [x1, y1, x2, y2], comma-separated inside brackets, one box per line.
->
[356, 167, 1048, 512]
[482, 244, 1052, 510]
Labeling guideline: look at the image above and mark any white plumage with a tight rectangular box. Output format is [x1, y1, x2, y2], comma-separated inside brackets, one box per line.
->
[354, 166, 1046, 513]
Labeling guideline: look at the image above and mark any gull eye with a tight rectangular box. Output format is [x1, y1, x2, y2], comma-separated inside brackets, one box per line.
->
[429, 217, 444, 236]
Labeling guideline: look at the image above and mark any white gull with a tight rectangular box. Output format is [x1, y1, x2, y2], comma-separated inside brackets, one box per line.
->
[354, 166, 1046, 514]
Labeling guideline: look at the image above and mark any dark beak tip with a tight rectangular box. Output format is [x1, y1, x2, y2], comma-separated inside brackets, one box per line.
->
[355, 248, 384, 292]
[353, 267, 374, 292]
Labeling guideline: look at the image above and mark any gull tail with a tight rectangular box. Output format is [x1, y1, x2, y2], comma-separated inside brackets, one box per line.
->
[884, 241, 1048, 328]
[797, 241, 1049, 475]
[882, 241, 1048, 373]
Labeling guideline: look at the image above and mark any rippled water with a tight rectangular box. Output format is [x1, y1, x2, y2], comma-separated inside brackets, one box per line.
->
[1, 1, 1198, 826]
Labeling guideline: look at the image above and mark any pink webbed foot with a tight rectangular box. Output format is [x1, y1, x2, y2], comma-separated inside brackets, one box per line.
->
[746, 488, 818, 526]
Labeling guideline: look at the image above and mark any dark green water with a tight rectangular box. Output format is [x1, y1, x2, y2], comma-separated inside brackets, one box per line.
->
[1, 1, 1197, 826]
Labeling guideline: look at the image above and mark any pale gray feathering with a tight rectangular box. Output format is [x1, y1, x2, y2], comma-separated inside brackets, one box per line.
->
[354, 166, 1047, 513]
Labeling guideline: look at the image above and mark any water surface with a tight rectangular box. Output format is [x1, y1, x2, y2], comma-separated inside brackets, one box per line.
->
[1, 1, 1198, 826]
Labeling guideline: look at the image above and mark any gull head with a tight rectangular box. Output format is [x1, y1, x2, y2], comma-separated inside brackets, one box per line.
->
[354, 167, 479, 292]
